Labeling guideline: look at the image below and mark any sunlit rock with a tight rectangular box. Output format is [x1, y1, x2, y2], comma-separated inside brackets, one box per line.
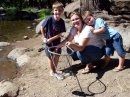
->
[0, 81, 19, 97]
[8, 48, 30, 67]
[0, 42, 10, 47]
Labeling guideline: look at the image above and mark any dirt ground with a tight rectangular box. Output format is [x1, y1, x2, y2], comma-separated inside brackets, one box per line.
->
[11, 27, 130, 97]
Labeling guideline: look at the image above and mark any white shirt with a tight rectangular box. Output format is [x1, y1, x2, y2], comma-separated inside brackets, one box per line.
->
[70, 25, 104, 48]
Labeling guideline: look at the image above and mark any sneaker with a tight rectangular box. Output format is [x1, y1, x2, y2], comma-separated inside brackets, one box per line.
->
[63, 70, 73, 77]
[56, 70, 63, 74]
[54, 73, 64, 80]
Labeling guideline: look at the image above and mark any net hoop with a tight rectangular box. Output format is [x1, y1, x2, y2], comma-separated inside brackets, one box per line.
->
[48, 45, 74, 56]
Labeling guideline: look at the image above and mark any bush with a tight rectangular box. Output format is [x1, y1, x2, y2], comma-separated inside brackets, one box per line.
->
[6, 7, 18, 15]
[5, 7, 18, 20]
[38, 8, 51, 20]
[22, 7, 39, 13]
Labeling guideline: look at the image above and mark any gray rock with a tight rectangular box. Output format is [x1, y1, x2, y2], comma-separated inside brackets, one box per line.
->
[0, 81, 19, 97]
[8, 48, 30, 67]
[35, 19, 45, 34]
[0, 42, 10, 47]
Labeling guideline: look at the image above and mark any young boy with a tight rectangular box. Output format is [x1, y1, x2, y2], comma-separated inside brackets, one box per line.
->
[83, 11, 126, 72]
[41, 1, 66, 79]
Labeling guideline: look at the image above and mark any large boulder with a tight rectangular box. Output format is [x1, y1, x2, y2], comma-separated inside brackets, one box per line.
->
[35, 19, 45, 34]
[8, 48, 30, 67]
[64, 0, 80, 18]
[111, 0, 130, 14]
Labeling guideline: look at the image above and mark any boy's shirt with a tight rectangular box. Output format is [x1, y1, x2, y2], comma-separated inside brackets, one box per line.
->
[41, 15, 66, 46]
[94, 18, 117, 40]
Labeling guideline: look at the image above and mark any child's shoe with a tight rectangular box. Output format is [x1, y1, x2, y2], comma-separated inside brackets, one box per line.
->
[54, 72, 64, 80]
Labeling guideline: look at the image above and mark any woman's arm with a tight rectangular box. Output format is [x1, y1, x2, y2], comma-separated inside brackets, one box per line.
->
[58, 33, 74, 47]
[66, 26, 92, 51]
[66, 37, 90, 51]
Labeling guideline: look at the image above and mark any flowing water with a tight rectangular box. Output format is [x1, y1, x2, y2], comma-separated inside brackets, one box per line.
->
[0, 20, 36, 81]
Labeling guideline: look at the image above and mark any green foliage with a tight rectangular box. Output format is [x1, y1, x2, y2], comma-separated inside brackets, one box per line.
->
[4, 7, 18, 20]
[22, 7, 39, 13]
[6, 7, 18, 15]
[38, 8, 51, 20]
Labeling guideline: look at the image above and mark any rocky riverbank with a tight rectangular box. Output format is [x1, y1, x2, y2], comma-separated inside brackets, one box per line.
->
[0, 17, 130, 97]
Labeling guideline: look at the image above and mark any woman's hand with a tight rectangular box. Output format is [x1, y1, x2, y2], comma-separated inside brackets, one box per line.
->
[65, 41, 71, 47]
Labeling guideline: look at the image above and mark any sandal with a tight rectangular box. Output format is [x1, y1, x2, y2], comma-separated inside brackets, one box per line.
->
[113, 66, 126, 72]
[82, 68, 90, 74]
[82, 63, 95, 74]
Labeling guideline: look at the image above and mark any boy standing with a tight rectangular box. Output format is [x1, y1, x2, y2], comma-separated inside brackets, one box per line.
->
[41, 1, 66, 79]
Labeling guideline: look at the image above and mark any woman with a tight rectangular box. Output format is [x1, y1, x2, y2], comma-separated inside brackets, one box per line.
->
[59, 11, 105, 74]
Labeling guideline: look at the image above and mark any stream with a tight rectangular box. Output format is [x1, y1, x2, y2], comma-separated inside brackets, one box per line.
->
[0, 20, 36, 81]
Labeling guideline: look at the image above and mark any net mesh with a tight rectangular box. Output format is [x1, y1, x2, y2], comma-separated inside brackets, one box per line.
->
[48, 45, 74, 71]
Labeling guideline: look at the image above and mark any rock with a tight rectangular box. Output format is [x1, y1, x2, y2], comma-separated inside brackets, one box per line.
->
[124, 45, 130, 53]
[0, 42, 10, 47]
[112, 0, 130, 14]
[23, 36, 29, 40]
[27, 26, 32, 29]
[0, 49, 2, 51]
[8, 48, 30, 67]
[0, 81, 19, 97]
[8, 48, 26, 60]
[17, 54, 30, 67]
[64, 0, 80, 18]
[35, 19, 45, 34]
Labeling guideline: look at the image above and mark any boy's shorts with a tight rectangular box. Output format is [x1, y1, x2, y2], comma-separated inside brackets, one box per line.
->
[105, 33, 126, 57]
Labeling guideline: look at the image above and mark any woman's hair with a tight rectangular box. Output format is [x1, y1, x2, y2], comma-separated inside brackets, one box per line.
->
[70, 11, 84, 24]
[82, 10, 93, 19]
[52, 1, 64, 10]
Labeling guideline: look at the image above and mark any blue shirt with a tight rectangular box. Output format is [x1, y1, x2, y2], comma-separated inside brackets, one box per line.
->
[41, 15, 66, 46]
[94, 18, 117, 40]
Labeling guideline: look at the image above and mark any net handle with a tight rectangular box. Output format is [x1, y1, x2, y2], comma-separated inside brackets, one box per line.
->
[48, 45, 74, 56]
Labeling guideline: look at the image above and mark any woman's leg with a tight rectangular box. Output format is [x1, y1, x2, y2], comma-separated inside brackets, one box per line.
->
[82, 63, 94, 74]
[76, 46, 103, 73]
[77, 46, 103, 65]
